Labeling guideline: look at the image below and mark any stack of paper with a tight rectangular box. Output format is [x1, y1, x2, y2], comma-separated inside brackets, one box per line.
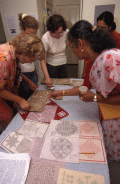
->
[40, 120, 107, 164]
[0, 152, 30, 184]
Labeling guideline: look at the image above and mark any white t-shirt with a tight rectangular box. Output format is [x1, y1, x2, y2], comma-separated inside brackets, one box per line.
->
[20, 62, 35, 73]
[42, 29, 69, 66]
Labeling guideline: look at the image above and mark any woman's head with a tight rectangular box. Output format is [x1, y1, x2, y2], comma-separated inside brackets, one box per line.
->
[97, 11, 116, 32]
[47, 14, 67, 39]
[18, 14, 39, 34]
[67, 20, 116, 57]
[12, 34, 45, 62]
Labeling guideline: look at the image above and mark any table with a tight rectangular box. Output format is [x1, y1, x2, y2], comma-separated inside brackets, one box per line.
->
[0, 83, 110, 184]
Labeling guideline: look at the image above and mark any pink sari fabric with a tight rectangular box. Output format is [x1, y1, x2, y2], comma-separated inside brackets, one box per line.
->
[89, 49, 120, 161]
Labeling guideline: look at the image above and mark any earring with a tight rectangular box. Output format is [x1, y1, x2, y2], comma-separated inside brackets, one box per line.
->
[81, 49, 84, 52]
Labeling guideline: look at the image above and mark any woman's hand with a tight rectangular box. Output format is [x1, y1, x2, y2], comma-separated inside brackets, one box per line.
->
[45, 78, 52, 88]
[19, 99, 31, 111]
[79, 89, 95, 102]
[27, 80, 37, 91]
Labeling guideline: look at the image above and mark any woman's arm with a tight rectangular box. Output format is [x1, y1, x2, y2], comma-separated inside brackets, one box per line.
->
[52, 86, 120, 105]
[40, 51, 52, 88]
[20, 73, 37, 90]
[79, 87, 120, 105]
[0, 89, 31, 111]
[51, 86, 80, 98]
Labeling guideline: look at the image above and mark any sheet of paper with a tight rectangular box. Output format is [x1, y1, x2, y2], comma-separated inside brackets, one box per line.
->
[57, 168, 105, 184]
[69, 79, 84, 86]
[17, 119, 49, 139]
[28, 90, 51, 112]
[40, 120, 80, 163]
[79, 137, 107, 163]
[27, 105, 57, 123]
[78, 121, 107, 163]
[46, 119, 80, 138]
[25, 137, 65, 184]
[19, 99, 69, 122]
[79, 121, 101, 138]
[40, 136, 79, 163]
[5, 14, 19, 35]
[0, 152, 30, 184]
[0, 131, 33, 153]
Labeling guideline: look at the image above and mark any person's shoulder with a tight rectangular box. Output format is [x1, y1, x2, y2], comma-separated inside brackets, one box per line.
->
[111, 30, 120, 40]
[0, 42, 14, 54]
[42, 31, 50, 39]
[101, 49, 120, 60]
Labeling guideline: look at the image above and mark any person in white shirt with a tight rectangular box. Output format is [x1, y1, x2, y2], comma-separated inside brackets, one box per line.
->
[13, 14, 39, 100]
[41, 14, 69, 88]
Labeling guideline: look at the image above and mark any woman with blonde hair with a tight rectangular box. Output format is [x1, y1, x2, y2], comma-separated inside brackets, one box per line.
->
[13, 13, 39, 100]
[0, 33, 45, 129]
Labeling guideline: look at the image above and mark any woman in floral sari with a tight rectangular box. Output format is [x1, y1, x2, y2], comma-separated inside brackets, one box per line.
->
[51, 20, 120, 162]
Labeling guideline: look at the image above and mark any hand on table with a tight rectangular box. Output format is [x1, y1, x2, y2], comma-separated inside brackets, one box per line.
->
[19, 99, 31, 111]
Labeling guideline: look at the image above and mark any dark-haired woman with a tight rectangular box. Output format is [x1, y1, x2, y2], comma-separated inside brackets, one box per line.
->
[41, 14, 69, 88]
[97, 11, 120, 48]
[82, 11, 120, 87]
[51, 20, 120, 161]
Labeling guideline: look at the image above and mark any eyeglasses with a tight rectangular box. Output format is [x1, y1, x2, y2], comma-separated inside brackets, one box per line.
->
[51, 32, 63, 37]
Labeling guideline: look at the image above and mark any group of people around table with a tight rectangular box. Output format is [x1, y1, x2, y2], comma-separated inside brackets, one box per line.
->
[0, 11, 120, 162]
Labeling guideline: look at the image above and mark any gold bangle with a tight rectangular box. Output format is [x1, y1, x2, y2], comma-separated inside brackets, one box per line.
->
[62, 90, 65, 96]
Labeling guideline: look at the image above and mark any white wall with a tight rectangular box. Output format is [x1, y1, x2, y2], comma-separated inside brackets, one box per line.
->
[0, 0, 41, 42]
[82, 0, 120, 32]
[0, 0, 45, 82]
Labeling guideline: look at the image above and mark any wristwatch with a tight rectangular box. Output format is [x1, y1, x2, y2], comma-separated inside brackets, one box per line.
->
[93, 95, 97, 102]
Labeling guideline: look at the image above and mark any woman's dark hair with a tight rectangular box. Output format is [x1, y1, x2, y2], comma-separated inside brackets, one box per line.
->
[46, 14, 67, 32]
[18, 14, 39, 30]
[68, 20, 116, 54]
[97, 11, 116, 31]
